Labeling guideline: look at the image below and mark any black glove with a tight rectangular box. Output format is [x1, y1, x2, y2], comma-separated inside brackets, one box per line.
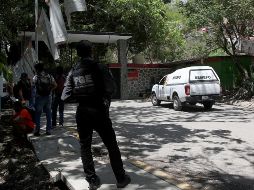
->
[103, 98, 111, 108]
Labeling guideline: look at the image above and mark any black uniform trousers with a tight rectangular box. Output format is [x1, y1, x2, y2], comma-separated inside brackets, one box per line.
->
[76, 103, 126, 182]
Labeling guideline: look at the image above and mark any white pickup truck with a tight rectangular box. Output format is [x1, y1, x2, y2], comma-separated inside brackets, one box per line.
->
[151, 66, 221, 111]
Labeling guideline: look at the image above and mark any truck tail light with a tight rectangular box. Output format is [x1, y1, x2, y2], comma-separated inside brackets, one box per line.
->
[185, 84, 190, 95]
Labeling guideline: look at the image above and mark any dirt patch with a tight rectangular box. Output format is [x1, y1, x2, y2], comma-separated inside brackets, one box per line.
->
[0, 112, 62, 190]
[221, 97, 254, 110]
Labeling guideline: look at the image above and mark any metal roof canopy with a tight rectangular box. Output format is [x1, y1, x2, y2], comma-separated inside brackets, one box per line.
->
[19, 31, 131, 100]
[19, 31, 132, 44]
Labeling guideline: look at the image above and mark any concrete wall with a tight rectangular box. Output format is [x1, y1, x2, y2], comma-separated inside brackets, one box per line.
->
[109, 55, 254, 99]
[109, 64, 175, 99]
[127, 68, 173, 98]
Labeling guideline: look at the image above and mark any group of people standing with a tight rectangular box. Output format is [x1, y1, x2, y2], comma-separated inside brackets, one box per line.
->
[12, 40, 131, 189]
[13, 63, 65, 136]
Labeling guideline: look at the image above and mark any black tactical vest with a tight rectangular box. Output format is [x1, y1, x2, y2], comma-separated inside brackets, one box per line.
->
[71, 59, 104, 102]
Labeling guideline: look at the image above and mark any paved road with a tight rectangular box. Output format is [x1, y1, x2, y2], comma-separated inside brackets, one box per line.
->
[63, 100, 254, 190]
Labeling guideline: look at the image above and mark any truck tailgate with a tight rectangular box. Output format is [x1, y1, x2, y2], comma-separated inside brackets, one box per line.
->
[190, 82, 220, 95]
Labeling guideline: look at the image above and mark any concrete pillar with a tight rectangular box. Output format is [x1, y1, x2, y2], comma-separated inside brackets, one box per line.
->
[117, 40, 128, 100]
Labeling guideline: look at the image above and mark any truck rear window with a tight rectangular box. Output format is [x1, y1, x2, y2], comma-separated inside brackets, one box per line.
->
[189, 69, 218, 82]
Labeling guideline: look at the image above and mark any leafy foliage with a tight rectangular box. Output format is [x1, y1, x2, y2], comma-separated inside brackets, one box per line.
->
[0, 0, 34, 42]
[1, 0, 214, 65]
[0, 52, 12, 82]
[180, 0, 254, 78]
[71, 0, 186, 62]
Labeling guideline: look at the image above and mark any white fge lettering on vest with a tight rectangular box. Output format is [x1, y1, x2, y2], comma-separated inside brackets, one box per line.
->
[74, 75, 93, 86]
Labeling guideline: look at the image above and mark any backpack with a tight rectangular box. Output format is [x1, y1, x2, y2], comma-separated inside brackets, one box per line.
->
[98, 64, 117, 99]
[36, 74, 52, 96]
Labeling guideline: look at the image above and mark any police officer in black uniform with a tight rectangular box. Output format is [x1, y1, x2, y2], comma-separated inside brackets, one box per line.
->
[61, 40, 131, 189]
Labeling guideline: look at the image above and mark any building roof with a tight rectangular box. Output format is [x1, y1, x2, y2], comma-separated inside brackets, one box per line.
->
[19, 31, 132, 44]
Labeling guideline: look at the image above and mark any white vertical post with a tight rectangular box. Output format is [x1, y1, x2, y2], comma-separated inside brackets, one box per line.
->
[35, 0, 39, 60]
[117, 40, 128, 100]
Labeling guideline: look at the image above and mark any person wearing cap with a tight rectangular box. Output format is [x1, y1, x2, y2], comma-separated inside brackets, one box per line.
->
[61, 40, 131, 189]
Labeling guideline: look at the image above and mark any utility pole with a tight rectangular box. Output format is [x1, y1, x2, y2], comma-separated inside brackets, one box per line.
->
[35, 0, 38, 60]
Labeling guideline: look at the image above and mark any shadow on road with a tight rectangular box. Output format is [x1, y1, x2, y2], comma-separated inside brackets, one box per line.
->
[107, 100, 254, 190]
[48, 102, 254, 190]
[110, 101, 253, 122]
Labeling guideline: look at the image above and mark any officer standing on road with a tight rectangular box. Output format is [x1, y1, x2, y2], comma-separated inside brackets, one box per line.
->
[61, 40, 131, 189]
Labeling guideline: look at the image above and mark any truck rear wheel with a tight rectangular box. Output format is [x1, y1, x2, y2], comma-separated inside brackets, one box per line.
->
[173, 95, 182, 111]
[203, 102, 213, 110]
[189, 102, 196, 106]
[151, 93, 161, 106]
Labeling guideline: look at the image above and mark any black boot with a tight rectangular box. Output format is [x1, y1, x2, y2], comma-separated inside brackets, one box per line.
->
[116, 174, 131, 188]
[87, 175, 101, 190]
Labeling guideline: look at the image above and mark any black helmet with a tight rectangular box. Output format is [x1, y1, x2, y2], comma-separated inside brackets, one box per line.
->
[76, 40, 92, 57]
[21, 72, 28, 79]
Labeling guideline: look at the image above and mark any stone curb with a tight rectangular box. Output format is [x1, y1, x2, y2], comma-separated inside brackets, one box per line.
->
[66, 127, 191, 190]
[129, 160, 196, 190]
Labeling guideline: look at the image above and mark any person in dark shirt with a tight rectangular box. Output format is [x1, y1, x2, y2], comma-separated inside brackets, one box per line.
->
[52, 66, 65, 128]
[61, 40, 131, 189]
[32, 63, 57, 136]
[16, 73, 32, 106]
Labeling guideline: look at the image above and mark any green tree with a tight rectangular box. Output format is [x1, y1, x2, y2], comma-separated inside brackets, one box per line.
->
[0, 0, 36, 71]
[1, 0, 186, 64]
[0, 0, 34, 43]
[147, 6, 185, 62]
[180, 0, 254, 79]
[71, 0, 186, 62]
